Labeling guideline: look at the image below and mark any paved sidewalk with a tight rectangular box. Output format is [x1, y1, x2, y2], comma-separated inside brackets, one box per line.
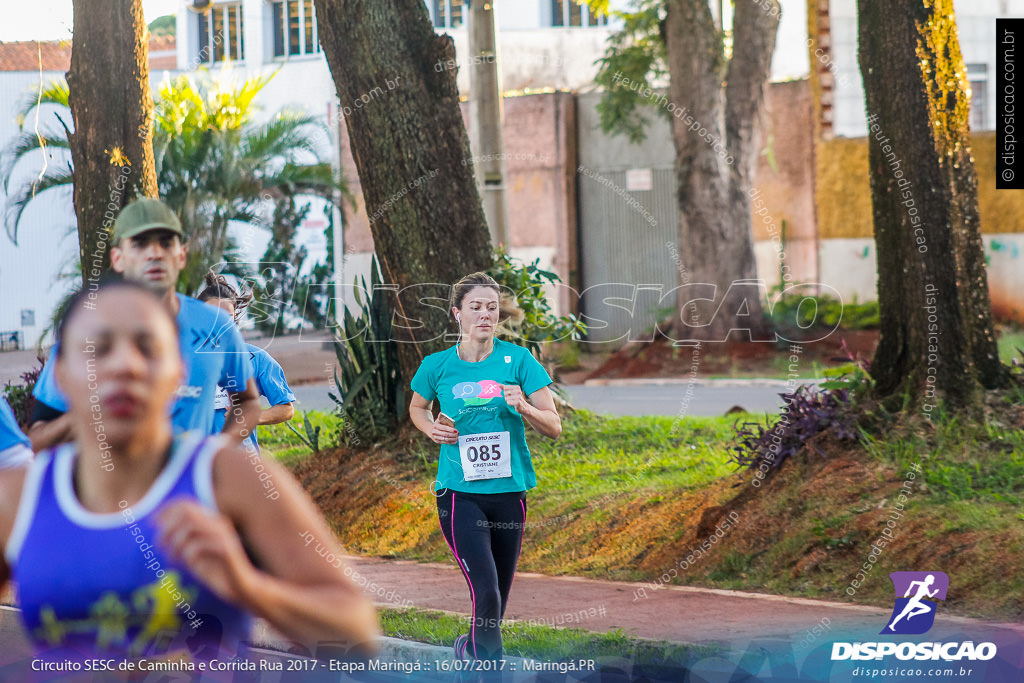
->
[3, 558, 1023, 682]
[342, 556, 1024, 646]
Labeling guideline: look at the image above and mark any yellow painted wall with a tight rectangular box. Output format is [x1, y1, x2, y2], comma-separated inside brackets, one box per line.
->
[815, 136, 872, 239]
[816, 132, 1024, 239]
[974, 133, 1024, 234]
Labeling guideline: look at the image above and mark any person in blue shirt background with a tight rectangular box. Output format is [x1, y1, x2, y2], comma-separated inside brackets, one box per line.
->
[27, 198, 260, 451]
[0, 398, 31, 470]
[409, 272, 562, 663]
[198, 273, 296, 454]
[0, 280, 379, 665]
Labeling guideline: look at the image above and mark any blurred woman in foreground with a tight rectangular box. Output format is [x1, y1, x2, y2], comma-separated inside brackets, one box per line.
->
[0, 280, 377, 667]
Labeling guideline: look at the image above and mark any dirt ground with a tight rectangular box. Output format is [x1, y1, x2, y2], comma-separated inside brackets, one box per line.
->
[286, 435, 1024, 646]
[581, 330, 879, 381]
[290, 426, 1024, 625]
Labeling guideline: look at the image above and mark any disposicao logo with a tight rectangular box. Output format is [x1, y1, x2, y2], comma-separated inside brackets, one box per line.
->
[881, 571, 948, 635]
[452, 380, 503, 405]
[831, 571, 997, 662]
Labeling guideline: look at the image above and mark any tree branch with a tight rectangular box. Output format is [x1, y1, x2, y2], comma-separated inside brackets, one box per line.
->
[664, 0, 726, 173]
[725, 0, 780, 186]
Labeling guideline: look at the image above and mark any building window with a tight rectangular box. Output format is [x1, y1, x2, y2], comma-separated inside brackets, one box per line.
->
[552, 0, 607, 27]
[197, 3, 245, 63]
[431, 0, 464, 29]
[272, 0, 320, 57]
[966, 63, 988, 131]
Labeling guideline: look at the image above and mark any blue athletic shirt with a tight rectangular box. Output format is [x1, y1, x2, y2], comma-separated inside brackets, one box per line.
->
[5, 433, 252, 662]
[32, 351, 68, 413]
[212, 344, 295, 453]
[0, 398, 31, 469]
[33, 294, 253, 436]
[410, 338, 553, 494]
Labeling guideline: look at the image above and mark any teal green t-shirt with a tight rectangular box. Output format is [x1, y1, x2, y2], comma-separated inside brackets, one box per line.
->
[410, 339, 553, 494]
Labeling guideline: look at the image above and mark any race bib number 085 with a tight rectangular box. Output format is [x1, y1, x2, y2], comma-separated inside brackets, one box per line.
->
[458, 431, 512, 481]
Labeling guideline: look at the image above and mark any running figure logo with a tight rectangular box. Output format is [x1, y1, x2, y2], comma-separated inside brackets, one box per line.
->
[881, 571, 949, 635]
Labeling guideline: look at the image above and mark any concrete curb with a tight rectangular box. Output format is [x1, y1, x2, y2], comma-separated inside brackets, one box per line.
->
[252, 620, 539, 667]
[377, 635, 452, 661]
[252, 622, 453, 661]
[579, 377, 825, 387]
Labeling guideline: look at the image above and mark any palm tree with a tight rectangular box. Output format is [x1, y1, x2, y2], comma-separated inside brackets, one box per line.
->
[153, 72, 341, 292]
[2, 69, 341, 293]
[1, 80, 74, 244]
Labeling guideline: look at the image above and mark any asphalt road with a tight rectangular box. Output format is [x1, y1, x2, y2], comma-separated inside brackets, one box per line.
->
[292, 380, 809, 417]
[4, 341, 806, 419]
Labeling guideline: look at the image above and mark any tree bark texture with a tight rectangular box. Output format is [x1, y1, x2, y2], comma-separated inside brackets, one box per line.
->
[68, 0, 158, 287]
[858, 0, 1005, 412]
[664, 0, 780, 341]
[315, 0, 493, 385]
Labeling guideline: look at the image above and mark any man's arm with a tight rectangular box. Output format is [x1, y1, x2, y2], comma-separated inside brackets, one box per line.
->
[223, 379, 261, 444]
[26, 400, 74, 452]
[0, 465, 28, 593]
[27, 349, 73, 452]
[259, 402, 294, 426]
[253, 351, 295, 427]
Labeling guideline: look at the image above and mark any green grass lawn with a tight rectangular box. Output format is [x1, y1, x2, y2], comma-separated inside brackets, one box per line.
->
[527, 411, 741, 495]
[860, 417, 1024, 508]
[265, 394, 1024, 618]
[378, 607, 719, 666]
[259, 409, 339, 465]
[265, 402, 1024, 523]
[263, 408, 747, 573]
[264, 408, 745, 495]
[998, 331, 1024, 363]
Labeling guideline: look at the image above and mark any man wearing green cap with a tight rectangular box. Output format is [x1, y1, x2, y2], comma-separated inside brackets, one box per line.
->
[28, 198, 260, 450]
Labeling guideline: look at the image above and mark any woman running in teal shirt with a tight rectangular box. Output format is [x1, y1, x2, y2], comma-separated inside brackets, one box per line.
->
[409, 272, 562, 663]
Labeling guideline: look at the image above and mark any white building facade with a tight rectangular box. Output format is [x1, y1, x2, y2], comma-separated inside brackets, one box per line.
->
[2, 0, 637, 348]
[813, 0, 1024, 308]
[8, 0, 1009, 348]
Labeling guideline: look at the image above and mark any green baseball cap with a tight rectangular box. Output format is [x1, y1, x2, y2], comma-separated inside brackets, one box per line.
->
[112, 198, 184, 243]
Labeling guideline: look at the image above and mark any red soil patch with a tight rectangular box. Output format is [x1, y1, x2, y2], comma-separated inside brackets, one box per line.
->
[586, 329, 879, 380]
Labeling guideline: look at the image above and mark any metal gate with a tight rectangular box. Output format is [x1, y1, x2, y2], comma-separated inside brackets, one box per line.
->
[575, 91, 679, 346]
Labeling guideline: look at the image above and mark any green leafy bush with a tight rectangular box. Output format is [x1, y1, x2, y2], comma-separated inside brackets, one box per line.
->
[285, 412, 322, 454]
[329, 257, 406, 445]
[487, 248, 585, 358]
[769, 290, 879, 332]
[2, 357, 42, 429]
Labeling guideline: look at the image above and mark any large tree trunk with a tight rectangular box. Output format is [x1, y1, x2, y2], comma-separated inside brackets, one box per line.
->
[67, 0, 158, 287]
[664, 0, 779, 341]
[858, 0, 1005, 413]
[315, 0, 493, 384]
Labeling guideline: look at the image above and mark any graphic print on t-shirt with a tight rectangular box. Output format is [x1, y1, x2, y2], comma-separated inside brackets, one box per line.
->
[451, 379, 503, 405]
[409, 339, 553, 492]
[449, 378, 512, 481]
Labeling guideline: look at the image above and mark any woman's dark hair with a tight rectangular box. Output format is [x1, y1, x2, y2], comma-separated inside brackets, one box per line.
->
[450, 272, 524, 327]
[197, 271, 253, 322]
[56, 278, 178, 356]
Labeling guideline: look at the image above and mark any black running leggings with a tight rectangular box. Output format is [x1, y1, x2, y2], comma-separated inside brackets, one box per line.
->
[436, 488, 527, 660]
